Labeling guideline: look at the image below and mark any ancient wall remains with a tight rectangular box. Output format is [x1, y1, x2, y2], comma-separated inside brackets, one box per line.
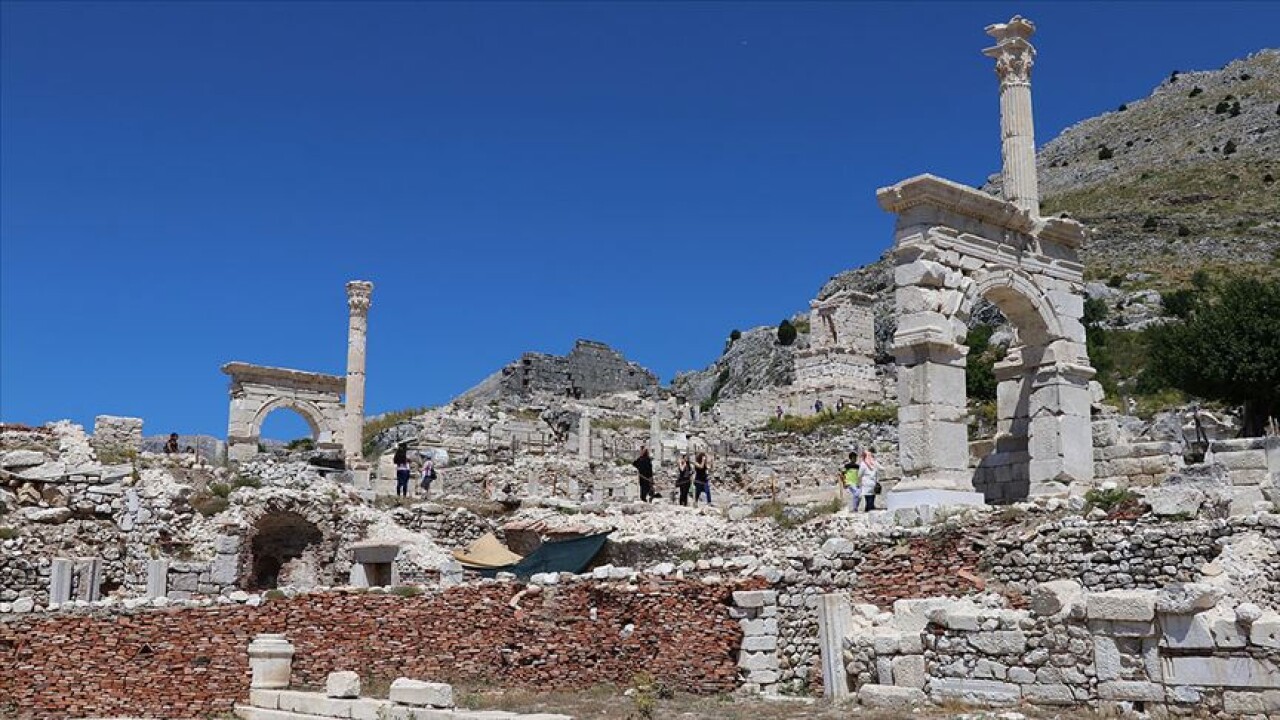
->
[792, 290, 882, 409]
[89, 415, 143, 459]
[499, 340, 658, 399]
[0, 578, 750, 719]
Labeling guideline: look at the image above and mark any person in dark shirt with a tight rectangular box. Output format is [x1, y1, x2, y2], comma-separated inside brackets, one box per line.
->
[392, 443, 411, 497]
[693, 452, 713, 506]
[163, 433, 180, 454]
[632, 447, 655, 502]
[675, 453, 693, 507]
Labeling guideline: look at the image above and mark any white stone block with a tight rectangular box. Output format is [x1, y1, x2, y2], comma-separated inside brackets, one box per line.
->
[1163, 656, 1280, 688]
[741, 635, 777, 652]
[968, 630, 1027, 656]
[1223, 690, 1280, 714]
[389, 679, 454, 708]
[1161, 613, 1216, 649]
[1156, 583, 1224, 614]
[1023, 683, 1074, 705]
[858, 684, 927, 710]
[1029, 579, 1083, 618]
[740, 617, 778, 636]
[1250, 615, 1280, 648]
[732, 590, 777, 608]
[737, 651, 778, 671]
[1098, 681, 1165, 702]
[326, 671, 361, 698]
[1087, 590, 1156, 622]
[891, 655, 927, 689]
[929, 678, 1022, 706]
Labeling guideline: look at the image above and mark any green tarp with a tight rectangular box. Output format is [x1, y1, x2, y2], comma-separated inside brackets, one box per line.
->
[473, 531, 612, 579]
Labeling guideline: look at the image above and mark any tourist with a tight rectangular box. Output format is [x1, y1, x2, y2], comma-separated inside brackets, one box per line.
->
[859, 447, 879, 511]
[775, 405, 784, 420]
[393, 443, 411, 497]
[836, 398, 845, 413]
[420, 456, 437, 498]
[675, 453, 693, 507]
[841, 451, 861, 512]
[693, 451, 712, 506]
[163, 433, 180, 454]
[632, 447, 655, 502]
[814, 399, 824, 415]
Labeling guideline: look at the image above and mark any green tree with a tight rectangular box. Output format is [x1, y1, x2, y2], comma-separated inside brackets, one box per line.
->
[965, 325, 1000, 403]
[777, 319, 798, 346]
[1147, 276, 1280, 435]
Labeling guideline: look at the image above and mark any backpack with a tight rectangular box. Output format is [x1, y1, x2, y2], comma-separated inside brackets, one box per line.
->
[842, 467, 860, 487]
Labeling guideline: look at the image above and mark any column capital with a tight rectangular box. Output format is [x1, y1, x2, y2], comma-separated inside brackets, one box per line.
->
[983, 16, 1036, 86]
[346, 280, 374, 313]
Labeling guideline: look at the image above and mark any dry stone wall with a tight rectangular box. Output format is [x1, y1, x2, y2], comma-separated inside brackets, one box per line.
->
[0, 577, 751, 719]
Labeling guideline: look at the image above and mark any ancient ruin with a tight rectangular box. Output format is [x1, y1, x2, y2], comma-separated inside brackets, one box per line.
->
[2, 13, 1278, 720]
[879, 16, 1093, 509]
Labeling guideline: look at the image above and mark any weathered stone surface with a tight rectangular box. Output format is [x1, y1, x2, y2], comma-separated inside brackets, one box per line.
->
[1098, 681, 1165, 701]
[389, 679, 454, 708]
[731, 590, 776, 608]
[858, 684, 926, 710]
[326, 671, 361, 698]
[1223, 690, 1280, 714]
[1029, 579, 1083, 618]
[929, 678, 1021, 706]
[1087, 590, 1156, 622]
[1023, 683, 1075, 705]
[891, 655, 927, 689]
[1251, 615, 1280, 648]
[968, 630, 1027, 656]
[1163, 656, 1280, 688]
[1155, 582, 1223, 614]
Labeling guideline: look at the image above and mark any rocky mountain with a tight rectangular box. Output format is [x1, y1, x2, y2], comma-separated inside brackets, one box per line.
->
[671, 325, 807, 407]
[989, 49, 1280, 281]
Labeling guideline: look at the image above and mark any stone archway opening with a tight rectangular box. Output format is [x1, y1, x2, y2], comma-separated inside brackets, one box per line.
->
[257, 403, 321, 452]
[222, 362, 346, 462]
[248, 511, 323, 590]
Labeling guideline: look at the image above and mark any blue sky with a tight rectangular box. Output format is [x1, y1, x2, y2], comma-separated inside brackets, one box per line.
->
[3, 2, 1277, 440]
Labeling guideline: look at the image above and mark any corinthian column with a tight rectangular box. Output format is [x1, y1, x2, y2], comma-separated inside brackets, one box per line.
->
[983, 16, 1039, 217]
[343, 280, 374, 464]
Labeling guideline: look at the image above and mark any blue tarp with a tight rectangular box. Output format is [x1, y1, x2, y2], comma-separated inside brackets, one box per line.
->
[472, 531, 612, 579]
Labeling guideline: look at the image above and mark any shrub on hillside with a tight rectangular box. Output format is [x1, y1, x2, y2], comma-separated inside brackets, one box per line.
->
[777, 319, 798, 346]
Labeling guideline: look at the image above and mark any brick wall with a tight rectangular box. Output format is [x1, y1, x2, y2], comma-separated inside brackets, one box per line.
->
[0, 578, 746, 719]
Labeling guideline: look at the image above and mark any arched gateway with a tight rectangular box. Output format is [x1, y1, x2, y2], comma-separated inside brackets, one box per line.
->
[877, 16, 1094, 508]
[222, 362, 346, 462]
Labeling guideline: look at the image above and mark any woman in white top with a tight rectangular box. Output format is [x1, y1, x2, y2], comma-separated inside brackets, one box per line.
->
[859, 448, 879, 511]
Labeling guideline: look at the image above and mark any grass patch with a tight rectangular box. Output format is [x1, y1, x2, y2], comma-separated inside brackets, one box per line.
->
[96, 447, 137, 465]
[390, 585, 423, 597]
[190, 495, 229, 517]
[763, 404, 897, 434]
[263, 589, 286, 601]
[751, 498, 844, 529]
[1085, 486, 1145, 518]
[593, 417, 648, 432]
[0, 526, 19, 540]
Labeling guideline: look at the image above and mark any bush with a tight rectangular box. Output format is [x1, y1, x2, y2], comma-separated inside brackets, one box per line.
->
[777, 319, 798, 346]
[764, 404, 897, 434]
[1177, 224, 1191, 237]
[190, 495, 229, 517]
[1223, 139, 1237, 156]
[263, 589, 286, 601]
[1188, 87, 1202, 98]
[390, 585, 423, 597]
[0, 527, 18, 540]
[1142, 216, 1158, 230]
[1229, 102, 1241, 118]
[751, 498, 843, 529]
[1147, 275, 1280, 435]
[284, 437, 315, 451]
[361, 406, 432, 457]
[965, 325, 1001, 403]
[1098, 145, 1114, 160]
[1160, 288, 1199, 319]
[1215, 100, 1231, 114]
[1116, 103, 1128, 112]
[1084, 486, 1142, 514]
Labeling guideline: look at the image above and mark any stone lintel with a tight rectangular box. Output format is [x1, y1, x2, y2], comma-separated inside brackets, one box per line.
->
[877, 174, 1084, 249]
[811, 289, 876, 309]
[222, 362, 346, 394]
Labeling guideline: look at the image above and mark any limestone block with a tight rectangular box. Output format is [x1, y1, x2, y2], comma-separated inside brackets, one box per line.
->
[969, 630, 1027, 656]
[1216, 449, 1269, 471]
[1029, 580, 1083, 618]
[858, 684, 926, 710]
[732, 590, 777, 608]
[1223, 690, 1280, 714]
[1160, 612, 1216, 649]
[389, 679, 454, 708]
[944, 610, 982, 631]
[277, 690, 354, 717]
[1087, 590, 1156, 622]
[875, 657, 894, 685]
[145, 559, 168, 600]
[1023, 683, 1074, 705]
[1156, 583, 1224, 614]
[896, 287, 940, 314]
[891, 597, 955, 632]
[819, 538, 857, 558]
[740, 635, 777, 652]
[1210, 614, 1248, 648]
[929, 678, 1022, 706]
[1098, 681, 1165, 702]
[1145, 485, 1205, 517]
[211, 554, 239, 585]
[248, 690, 280, 709]
[891, 655, 927, 689]
[1093, 636, 1123, 681]
[1088, 619, 1157, 637]
[248, 634, 294, 690]
[738, 651, 778, 671]
[326, 671, 361, 698]
[1250, 615, 1280, 648]
[740, 618, 778, 636]
[49, 558, 73, 605]
[1163, 656, 1280, 688]
[895, 259, 948, 288]
[743, 669, 780, 685]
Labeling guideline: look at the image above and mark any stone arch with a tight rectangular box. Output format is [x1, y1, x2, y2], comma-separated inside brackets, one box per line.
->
[234, 495, 345, 590]
[247, 511, 323, 590]
[878, 174, 1095, 508]
[251, 396, 326, 443]
[222, 362, 346, 462]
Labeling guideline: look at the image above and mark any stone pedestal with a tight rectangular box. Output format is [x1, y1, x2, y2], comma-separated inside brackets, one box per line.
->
[578, 415, 591, 460]
[248, 634, 295, 689]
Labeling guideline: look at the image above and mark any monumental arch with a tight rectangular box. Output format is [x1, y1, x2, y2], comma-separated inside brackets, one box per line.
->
[222, 363, 347, 462]
[878, 16, 1094, 508]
